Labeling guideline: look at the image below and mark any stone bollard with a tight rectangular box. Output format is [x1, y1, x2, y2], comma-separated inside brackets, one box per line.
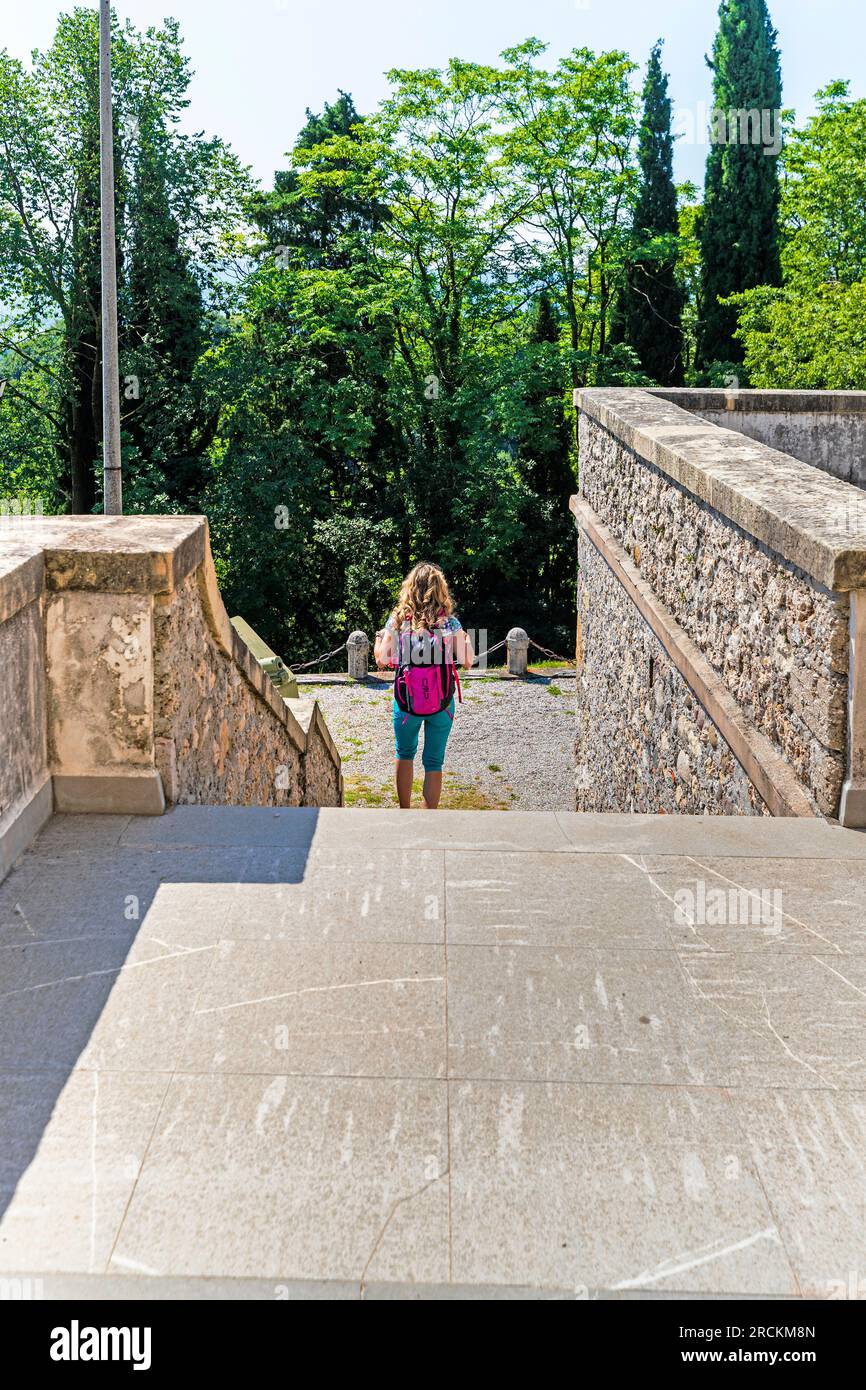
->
[347, 630, 369, 680]
[506, 627, 529, 677]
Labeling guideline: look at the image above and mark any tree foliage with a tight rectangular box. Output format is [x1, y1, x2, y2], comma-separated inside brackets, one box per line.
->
[731, 83, 866, 388]
[0, 7, 249, 511]
[611, 41, 685, 385]
[696, 0, 782, 375]
[3, 10, 865, 661]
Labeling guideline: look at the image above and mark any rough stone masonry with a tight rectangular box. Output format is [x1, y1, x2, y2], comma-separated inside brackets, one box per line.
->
[573, 389, 866, 820]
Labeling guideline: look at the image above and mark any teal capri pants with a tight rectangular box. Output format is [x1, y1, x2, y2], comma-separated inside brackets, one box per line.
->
[393, 699, 455, 772]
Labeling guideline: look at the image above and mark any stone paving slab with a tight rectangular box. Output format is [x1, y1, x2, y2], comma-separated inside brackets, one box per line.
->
[0, 1271, 804, 1300]
[728, 1089, 866, 1297]
[448, 1081, 796, 1296]
[1, 844, 446, 948]
[216, 848, 446, 945]
[0, 846, 261, 944]
[446, 944, 866, 1091]
[30, 814, 132, 850]
[446, 943, 698, 1085]
[0, 1070, 169, 1272]
[2, 807, 865, 1298]
[444, 850, 673, 948]
[306, 808, 577, 853]
[118, 806, 322, 850]
[651, 856, 866, 954]
[0, 934, 215, 1074]
[113, 804, 866, 857]
[180, 940, 446, 1078]
[108, 1074, 450, 1284]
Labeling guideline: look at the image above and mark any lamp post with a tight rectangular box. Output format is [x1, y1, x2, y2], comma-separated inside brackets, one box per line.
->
[99, 0, 123, 514]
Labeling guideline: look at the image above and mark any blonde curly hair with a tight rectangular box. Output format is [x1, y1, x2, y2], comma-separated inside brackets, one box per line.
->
[390, 562, 455, 632]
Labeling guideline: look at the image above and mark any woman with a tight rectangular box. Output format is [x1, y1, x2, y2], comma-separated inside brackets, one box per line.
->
[374, 563, 474, 810]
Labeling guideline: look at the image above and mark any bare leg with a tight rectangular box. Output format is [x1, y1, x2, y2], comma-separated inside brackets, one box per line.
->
[396, 758, 414, 809]
[421, 770, 443, 810]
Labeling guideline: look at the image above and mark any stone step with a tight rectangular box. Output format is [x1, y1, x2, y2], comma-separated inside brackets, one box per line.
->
[3, 804, 865, 1299]
[52, 803, 866, 860]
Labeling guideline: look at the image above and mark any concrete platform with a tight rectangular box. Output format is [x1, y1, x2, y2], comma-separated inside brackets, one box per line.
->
[1, 807, 865, 1300]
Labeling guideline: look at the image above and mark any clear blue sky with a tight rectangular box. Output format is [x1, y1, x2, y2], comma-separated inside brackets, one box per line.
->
[5, 1, 864, 188]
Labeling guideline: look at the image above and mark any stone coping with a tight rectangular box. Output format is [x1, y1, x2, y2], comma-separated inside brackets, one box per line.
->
[0, 548, 44, 624]
[576, 389, 866, 591]
[650, 388, 866, 416]
[0, 515, 206, 620]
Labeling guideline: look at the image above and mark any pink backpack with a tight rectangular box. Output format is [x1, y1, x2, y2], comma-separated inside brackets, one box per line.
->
[392, 613, 463, 721]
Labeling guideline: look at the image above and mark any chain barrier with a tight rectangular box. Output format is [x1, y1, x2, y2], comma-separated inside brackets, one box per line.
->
[288, 633, 575, 673]
[288, 641, 348, 672]
[528, 638, 576, 666]
[471, 637, 508, 667]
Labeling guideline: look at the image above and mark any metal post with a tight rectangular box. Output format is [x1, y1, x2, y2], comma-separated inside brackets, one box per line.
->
[99, 0, 123, 514]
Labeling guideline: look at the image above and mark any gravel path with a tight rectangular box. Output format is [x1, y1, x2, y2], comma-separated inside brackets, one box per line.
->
[302, 671, 577, 810]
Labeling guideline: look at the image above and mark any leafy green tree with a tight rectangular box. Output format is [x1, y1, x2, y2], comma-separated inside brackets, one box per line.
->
[696, 0, 783, 375]
[249, 92, 387, 269]
[0, 12, 104, 510]
[499, 39, 639, 402]
[610, 41, 685, 385]
[0, 7, 248, 513]
[121, 113, 212, 510]
[295, 62, 536, 620]
[732, 83, 866, 387]
[0, 333, 65, 508]
[202, 257, 400, 657]
[202, 95, 404, 657]
[212, 47, 641, 653]
[507, 293, 575, 643]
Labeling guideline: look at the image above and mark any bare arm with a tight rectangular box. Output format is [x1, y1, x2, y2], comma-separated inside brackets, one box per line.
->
[374, 627, 394, 670]
[453, 627, 474, 669]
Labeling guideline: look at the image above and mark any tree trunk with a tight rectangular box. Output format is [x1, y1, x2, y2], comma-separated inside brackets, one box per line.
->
[66, 326, 99, 514]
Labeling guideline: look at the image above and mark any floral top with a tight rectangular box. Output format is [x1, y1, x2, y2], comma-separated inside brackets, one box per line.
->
[383, 614, 463, 635]
[383, 614, 462, 668]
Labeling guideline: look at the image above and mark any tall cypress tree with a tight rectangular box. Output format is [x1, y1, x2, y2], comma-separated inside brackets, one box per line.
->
[696, 0, 782, 373]
[612, 41, 685, 385]
[514, 292, 575, 645]
[124, 115, 206, 504]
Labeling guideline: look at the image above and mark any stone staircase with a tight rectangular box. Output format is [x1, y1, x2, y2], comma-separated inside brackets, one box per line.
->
[1, 805, 865, 1299]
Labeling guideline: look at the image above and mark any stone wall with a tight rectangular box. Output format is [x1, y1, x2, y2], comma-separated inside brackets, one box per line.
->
[297, 709, 343, 809]
[46, 590, 155, 776]
[577, 538, 770, 815]
[0, 516, 342, 878]
[574, 390, 866, 823]
[153, 570, 306, 807]
[0, 582, 50, 875]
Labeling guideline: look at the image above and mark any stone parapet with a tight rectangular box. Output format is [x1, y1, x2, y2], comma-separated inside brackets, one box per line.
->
[0, 515, 342, 877]
[651, 388, 866, 491]
[573, 389, 866, 824]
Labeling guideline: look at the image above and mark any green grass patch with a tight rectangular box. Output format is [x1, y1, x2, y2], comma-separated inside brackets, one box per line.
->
[343, 775, 390, 807]
[345, 771, 511, 811]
